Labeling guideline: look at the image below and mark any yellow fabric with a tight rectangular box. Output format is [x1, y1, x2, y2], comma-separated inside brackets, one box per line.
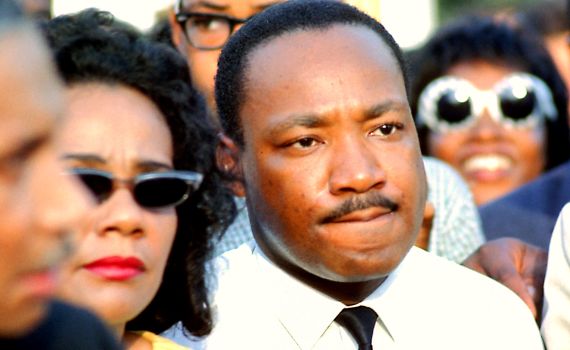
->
[134, 331, 189, 350]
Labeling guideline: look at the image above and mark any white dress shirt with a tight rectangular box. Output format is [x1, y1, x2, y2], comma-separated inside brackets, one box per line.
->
[169, 243, 542, 349]
[542, 203, 570, 349]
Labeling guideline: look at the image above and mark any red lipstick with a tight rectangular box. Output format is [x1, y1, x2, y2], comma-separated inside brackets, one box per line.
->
[83, 256, 144, 281]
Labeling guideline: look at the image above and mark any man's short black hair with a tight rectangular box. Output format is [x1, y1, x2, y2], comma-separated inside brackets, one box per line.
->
[215, 0, 408, 146]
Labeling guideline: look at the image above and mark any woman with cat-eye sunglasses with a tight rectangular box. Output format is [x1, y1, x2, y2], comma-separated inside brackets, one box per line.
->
[45, 9, 235, 350]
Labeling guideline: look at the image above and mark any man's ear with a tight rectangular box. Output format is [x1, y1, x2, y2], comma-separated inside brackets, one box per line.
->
[168, 9, 187, 58]
[415, 201, 435, 250]
[216, 132, 246, 197]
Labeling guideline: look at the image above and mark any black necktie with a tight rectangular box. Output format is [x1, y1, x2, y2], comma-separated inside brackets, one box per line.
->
[334, 306, 378, 350]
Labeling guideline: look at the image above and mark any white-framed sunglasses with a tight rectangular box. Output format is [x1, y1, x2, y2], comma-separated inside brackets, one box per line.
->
[416, 72, 557, 133]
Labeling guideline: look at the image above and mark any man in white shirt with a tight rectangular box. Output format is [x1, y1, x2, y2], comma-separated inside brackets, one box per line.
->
[177, 1, 544, 348]
[169, 0, 486, 264]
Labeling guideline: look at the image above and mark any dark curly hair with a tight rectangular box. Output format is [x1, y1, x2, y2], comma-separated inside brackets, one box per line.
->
[42, 9, 235, 336]
[215, 0, 408, 147]
[409, 16, 570, 171]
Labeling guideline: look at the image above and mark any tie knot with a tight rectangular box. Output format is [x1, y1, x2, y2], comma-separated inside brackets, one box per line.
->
[335, 306, 378, 350]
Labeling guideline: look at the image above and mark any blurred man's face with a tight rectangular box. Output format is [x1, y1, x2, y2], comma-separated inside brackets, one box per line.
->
[0, 27, 89, 336]
[170, 0, 284, 126]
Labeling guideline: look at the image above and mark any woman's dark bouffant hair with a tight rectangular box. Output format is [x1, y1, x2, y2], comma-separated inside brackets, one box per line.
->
[409, 16, 570, 171]
[42, 9, 236, 336]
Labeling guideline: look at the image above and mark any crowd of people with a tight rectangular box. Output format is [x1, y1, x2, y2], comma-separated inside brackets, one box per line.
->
[2, 0, 570, 349]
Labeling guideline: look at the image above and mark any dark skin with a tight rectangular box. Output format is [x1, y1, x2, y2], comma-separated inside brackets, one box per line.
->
[462, 238, 547, 321]
[232, 24, 427, 305]
[252, 217, 387, 305]
[415, 202, 434, 250]
[221, 139, 389, 303]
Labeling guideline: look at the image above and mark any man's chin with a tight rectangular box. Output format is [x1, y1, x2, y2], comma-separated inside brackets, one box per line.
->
[323, 267, 392, 283]
[305, 257, 396, 284]
[319, 250, 409, 283]
[0, 300, 49, 338]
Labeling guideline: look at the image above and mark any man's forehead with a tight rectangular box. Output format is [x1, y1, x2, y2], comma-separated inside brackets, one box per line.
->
[240, 25, 408, 128]
[0, 28, 63, 127]
[246, 24, 399, 82]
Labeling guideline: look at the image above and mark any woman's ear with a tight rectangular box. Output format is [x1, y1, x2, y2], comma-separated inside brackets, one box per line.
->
[216, 132, 246, 197]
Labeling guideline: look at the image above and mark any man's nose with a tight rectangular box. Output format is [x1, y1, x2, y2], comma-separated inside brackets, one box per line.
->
[328, 137, 386, 195]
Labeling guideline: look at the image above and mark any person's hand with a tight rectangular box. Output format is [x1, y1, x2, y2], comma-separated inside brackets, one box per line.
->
[462, 238, 548, 321]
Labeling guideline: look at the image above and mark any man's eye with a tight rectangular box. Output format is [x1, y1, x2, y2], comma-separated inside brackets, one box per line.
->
[291, 137, 319, 149]
[6, 138, 43, 166]
[0, 137, 44, 178]
[371, 123, 401, 137]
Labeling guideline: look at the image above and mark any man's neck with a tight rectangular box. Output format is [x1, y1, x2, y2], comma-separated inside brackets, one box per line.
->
[257, 243, 387, 305]
[298, 273, 386, 306]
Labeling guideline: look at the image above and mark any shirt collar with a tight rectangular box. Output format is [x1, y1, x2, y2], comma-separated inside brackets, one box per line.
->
[251, 244, 423, 349]
[252, 245, 343, 349]
[359, 247, 429, 344]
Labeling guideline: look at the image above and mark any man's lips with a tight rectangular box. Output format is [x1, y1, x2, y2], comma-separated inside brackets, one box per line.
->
[19, 268, 58, 299]
[83, 256, 145, 281]
[329, 207, 393, 223]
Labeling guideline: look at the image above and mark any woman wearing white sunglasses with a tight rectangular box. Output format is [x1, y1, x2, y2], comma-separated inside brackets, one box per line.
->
[43, 10, 235, 350]
[410, 16, 570, 205]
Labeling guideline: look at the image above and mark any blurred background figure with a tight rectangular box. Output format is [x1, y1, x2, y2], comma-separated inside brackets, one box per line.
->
[478, 1, 570, 250]
[459, 0, 570, 333]
[168, 0, 287, 127]
[541, 203, 570, 348]
[410, 16, 570, 206]
[0, 1, 121, 349]
[43, 9, 235, 350]
[19, 0, 52, 20]
[515, 0, 570, 117]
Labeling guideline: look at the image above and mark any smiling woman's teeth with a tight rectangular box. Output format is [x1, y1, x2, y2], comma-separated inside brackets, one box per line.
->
[463, 154, 512, 173]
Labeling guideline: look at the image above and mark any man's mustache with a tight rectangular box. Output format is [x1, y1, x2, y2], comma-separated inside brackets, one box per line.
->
[321, 192, 398, 223]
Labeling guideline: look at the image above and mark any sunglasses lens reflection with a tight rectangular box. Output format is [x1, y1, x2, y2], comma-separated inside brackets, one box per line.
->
[499, 88, 536, 121]
[436, 91, 471, 124]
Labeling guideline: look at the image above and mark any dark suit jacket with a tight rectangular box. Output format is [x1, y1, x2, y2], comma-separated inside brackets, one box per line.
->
[0, 300, 122, 349]
[480, 161, 570, 250]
